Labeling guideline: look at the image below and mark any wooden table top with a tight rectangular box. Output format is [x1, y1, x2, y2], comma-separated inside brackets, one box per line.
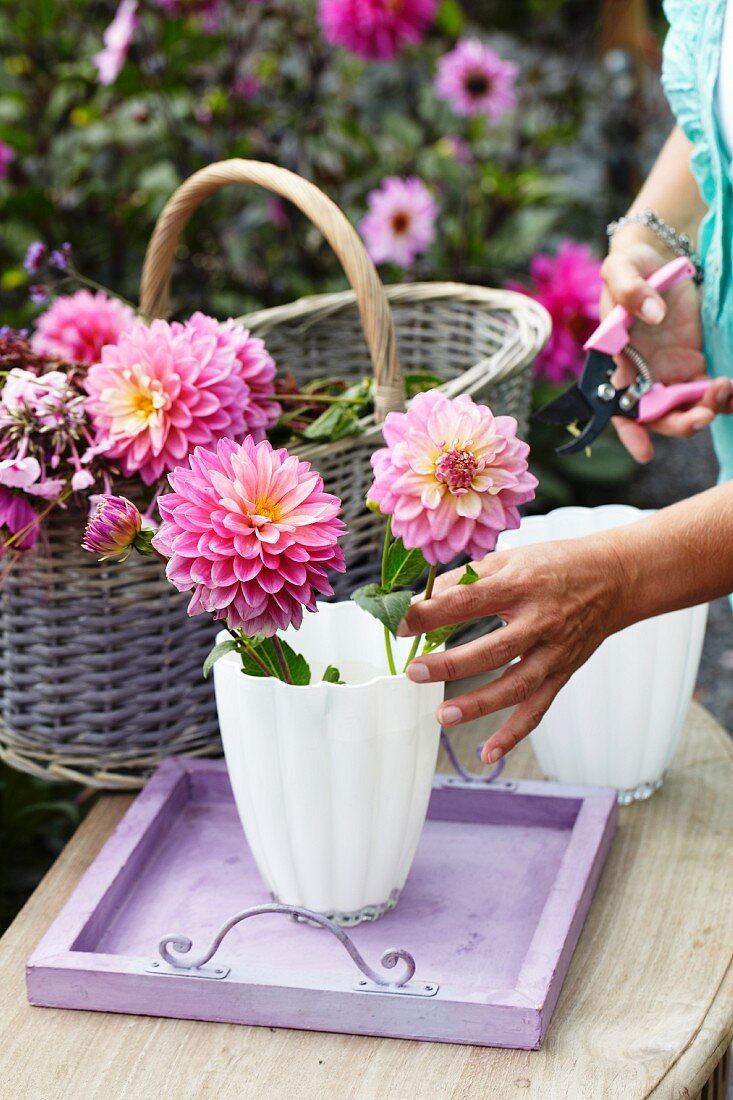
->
[1, 702, 731, 1100]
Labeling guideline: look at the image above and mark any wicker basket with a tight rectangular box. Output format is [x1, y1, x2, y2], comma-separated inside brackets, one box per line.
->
[0, 160, 549, 790]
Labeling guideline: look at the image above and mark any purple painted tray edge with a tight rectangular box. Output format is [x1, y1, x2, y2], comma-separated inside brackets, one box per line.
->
[26, 757, 618, 1050]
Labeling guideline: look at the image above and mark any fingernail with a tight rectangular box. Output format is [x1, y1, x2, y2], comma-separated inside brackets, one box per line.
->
[489, 747, 503, 764]
[439, 705, 462, 726]
[640, 298, 665, 324]
[396, 623, 409, 637]
[692, 417, 709, 432]
[407, 662, 429, 683]
[718, 388, 731, 411]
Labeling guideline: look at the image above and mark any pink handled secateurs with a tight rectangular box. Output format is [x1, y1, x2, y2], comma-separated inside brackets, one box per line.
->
[534, 256, 710, 454]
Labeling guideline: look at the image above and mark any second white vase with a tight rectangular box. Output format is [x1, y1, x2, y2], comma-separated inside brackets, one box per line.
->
[498, 505, 708, 803]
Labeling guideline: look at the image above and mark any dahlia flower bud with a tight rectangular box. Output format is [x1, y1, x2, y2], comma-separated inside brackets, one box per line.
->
[82, 495, 149, 561]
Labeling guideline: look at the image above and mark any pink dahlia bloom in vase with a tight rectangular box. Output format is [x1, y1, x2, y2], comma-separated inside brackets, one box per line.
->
[31, 290, 135, 365]
[360, 177, 437, 267]
[84, 318, 250, 484]
[152, 436, 346, 636]
[435, 39, 518, 120]
[368, 390, 537, 564]
[186, 312, 281, 441]
[507, 240, 602, 384]
[318, 0, 438, 61]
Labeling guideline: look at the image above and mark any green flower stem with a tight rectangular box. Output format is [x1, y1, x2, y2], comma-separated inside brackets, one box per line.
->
[403, 564, 438, 672]
[230, 629, 275, 679]
[272, 635, 294, 684]
[381, 516, 397, 677]
[64, 266, 141, 315]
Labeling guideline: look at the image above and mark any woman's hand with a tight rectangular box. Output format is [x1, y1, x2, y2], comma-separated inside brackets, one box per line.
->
[600, 236, 730, 462]
[402, 537, 631, 764]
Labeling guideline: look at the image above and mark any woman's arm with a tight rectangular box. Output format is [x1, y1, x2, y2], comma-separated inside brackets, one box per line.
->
[600, 125, 730, 461]
[402, 481, 733, 763]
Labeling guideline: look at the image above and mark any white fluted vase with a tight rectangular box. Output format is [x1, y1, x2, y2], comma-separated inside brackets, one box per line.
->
[213, 601, 443, 925]
[498, 505, 708, 804]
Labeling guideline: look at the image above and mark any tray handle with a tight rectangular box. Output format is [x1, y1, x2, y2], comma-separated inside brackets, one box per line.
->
[139, 159, 403, 421]
[156, 902, 425, 991]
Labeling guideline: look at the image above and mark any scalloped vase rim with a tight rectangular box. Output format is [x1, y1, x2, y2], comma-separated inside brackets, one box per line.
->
[214, 600, 426, 691]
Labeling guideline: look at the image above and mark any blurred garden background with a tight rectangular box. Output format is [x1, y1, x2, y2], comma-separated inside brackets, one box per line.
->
[0, 0, 730, 930]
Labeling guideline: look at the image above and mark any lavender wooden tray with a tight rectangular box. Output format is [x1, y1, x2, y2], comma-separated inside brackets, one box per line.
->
[27, 757, 617, 1049]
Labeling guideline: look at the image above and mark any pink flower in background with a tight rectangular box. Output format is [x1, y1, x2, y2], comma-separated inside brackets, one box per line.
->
[85, 319, 250, 485]
[318, 0, 438, 62]
[233, 74, 261, 101]
[186, 313, 281, 441]
[436, 135, 473, 165]
[93, 0, 138, 86]
[82, 494, 142, 560]
[507, 241, 602, 384]
[436, 39, 518, 119]
[267, 197, 290, 229]
[0, 456, 41, 489]
[0, 140, 15, 179]
[368, 390, 537, 564]
[360, 177, 437, 267]
[153, 437, 346, 636]
[30, 290, 135, 364]
[0, 487, 38, 552]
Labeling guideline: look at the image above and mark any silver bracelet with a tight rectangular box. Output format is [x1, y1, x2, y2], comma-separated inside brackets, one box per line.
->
[607, 208, 704, 284]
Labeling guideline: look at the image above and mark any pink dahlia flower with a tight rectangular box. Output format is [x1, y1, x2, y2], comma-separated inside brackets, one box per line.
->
[360, 177, 437, 268]
[0, 487, 38, 552]
[31, 290, 135, 365]
[82, 494, 142, 560]
[507, 241, 602, 384]
[318, 0, 438, 61]
[435, 39, 518, 120]
[84, 318, 250, 485]
[153, 437, 346, 636]
[186, 313, 281, 441]
[368, 390, 537, 564]
[93, 0, 138, 86]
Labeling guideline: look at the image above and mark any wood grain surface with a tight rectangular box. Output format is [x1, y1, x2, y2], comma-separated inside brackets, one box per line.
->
[1, 702, 731, 1100]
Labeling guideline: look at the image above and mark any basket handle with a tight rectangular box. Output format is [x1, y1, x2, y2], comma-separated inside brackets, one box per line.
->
[139, 159, 403, 419]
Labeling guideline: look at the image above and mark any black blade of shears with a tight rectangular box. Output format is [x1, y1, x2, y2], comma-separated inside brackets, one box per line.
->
[533, 350, 625, 455]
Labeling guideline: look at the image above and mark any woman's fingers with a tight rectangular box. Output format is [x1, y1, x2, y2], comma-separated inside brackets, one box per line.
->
[407, 622, 529, 684]
[612, 416, 654, 463]
[648, 377, 732, 437]
[436, 649, 549, 729]
[600, 253, 666, 324]
[399, 562, 509, 637]
[479, 672, 568, 763]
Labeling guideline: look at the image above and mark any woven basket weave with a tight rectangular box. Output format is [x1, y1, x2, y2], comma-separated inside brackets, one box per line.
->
[0, 160, 549, 790]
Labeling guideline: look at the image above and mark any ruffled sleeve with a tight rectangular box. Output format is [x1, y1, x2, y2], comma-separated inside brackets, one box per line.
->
[661, 0, 715, 204]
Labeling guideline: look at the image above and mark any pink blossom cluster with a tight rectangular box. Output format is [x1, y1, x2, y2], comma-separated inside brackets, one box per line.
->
[318, 0, 438, 61]
[507, 241, 603, 384]
[0, 335, 98, 553]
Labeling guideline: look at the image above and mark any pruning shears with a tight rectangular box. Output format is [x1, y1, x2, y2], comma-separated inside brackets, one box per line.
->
[534, 256, 709, 455]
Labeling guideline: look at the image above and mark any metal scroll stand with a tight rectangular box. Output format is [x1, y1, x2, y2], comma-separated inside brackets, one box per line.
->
[147, 729, 506, 997]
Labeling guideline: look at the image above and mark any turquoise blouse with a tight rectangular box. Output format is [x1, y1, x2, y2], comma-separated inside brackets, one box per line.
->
[662, 0, 733, 481]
